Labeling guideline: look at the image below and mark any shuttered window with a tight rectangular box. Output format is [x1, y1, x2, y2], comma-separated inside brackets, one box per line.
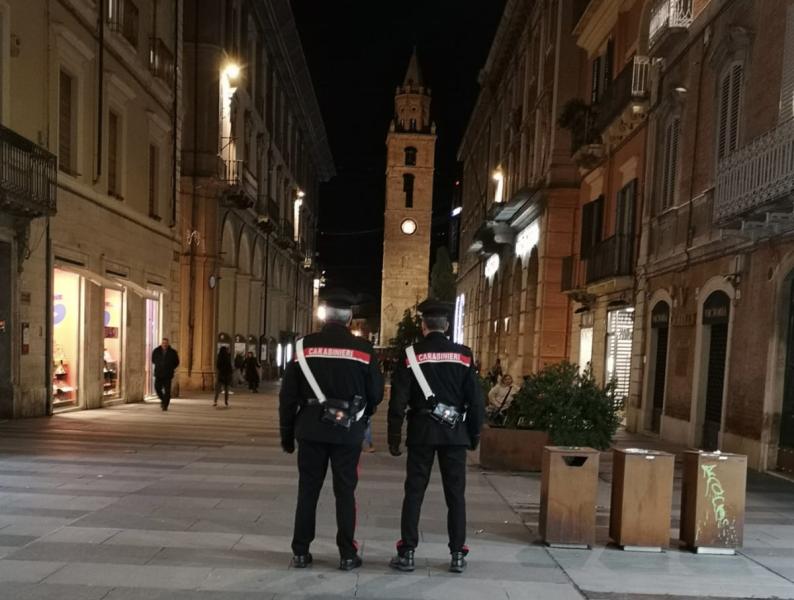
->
[661, 116, 680, 211]
[148, 144, 159, 218]
[108, 111, 120, 196]
[580, 195, 604, 259]
[717, 63, 743, 161]
[780, 5, 794, 121]
[59, 70, 74, 173]
[590, 56, 601, 104]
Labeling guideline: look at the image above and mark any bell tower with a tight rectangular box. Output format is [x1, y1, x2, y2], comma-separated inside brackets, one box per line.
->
[379, 48, 437, 344]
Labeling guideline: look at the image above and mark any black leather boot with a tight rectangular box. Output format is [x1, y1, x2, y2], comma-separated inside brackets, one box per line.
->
[291, 553, 312, 568]
[449, 551, 466, 573]
[389, 550, 415, 572]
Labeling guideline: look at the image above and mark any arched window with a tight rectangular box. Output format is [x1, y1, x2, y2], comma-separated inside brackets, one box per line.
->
[403, 173, 414, 208]
[404, 146, 417, 166]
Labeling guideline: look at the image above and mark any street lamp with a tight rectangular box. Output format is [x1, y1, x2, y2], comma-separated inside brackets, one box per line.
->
[317, 305, 327, 321]
[223, 62, 241, 85]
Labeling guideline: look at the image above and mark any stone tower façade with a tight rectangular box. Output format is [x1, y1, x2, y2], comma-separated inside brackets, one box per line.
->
[379, 49, 437, 344]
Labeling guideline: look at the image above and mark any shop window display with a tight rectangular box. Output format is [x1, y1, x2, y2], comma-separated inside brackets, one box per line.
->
[103, 288, 123, 397]
[52, 269, 82, 407]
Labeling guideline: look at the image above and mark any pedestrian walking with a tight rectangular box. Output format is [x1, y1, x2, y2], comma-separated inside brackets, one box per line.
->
[279, 289, 384, 571]
[363, 421, 375, 453]
[244, 351, 261, 393]
[388, 298, 485, 574]
[214, 346, 233, 407]
[151, 338, 180, 411]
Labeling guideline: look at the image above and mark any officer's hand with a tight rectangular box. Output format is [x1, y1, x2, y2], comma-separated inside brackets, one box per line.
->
[281, 438, 295, 454]
[388, 444, 402, 457]
[468, 436, 480, 451]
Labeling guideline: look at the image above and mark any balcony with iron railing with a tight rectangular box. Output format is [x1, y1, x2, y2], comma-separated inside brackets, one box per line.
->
[649, 0, 693, 48]
[149, 37, 174, 84]
[593, 56, 650, 139]
[108, 0, 139, 48]
[714, 118, 794, 226]
[585, 234, 635, 285]
[218, 155, 243, 187]
[0, 124, 57, 218]
[560, 255, 577, 293]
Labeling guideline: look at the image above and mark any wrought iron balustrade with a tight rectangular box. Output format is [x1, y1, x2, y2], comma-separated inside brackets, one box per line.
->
[714, 118, 794, 223]
[0, 124, 57, 218]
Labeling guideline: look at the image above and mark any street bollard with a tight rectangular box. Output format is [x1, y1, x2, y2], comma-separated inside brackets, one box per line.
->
[539, 446, 600, 548]
[679, 450, 747, 554]
[609, 448, 675, 552]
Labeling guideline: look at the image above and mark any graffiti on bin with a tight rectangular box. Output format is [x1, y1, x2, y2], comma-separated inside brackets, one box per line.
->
[700, 463, 738, 545]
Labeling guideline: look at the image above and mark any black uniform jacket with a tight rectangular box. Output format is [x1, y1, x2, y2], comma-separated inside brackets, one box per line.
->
[388, 332, 485, 447]
[279, 323, 384, 445]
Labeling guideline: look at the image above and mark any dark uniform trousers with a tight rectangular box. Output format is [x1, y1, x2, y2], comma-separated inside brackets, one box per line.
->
[401, 444, 467, 553]
[154, 377, 172, 409]
[293, 441, 362, 559]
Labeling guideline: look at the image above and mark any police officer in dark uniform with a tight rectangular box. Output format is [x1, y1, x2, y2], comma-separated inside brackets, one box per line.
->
[279, 289, 383, 571]
[387, 298, 485, 574]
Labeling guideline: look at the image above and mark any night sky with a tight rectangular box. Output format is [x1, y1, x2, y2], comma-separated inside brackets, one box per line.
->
[290, 1, 506, 311]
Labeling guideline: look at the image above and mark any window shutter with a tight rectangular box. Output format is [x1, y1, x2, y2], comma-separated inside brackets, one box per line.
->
[662, 117, 680, 210]
[59, 70, 73, 173]
[148, 145, 159, 217]
[580, 201, 594, 258]
[780, 5, 794, 121]
[591, 56, 601, 104]
[603, 39, 614, 93]
[728, 63, 743, 154]
[717, 69, 731, 160]
[108, 112, 119, 195]
[617, 180, 636, 237]
[593, 194, 604, 244]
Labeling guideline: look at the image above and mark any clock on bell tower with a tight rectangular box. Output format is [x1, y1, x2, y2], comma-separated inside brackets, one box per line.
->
[379, 48, 437, 344]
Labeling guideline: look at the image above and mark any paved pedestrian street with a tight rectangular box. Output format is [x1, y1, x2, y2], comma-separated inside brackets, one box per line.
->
[0, 384, 793, 599]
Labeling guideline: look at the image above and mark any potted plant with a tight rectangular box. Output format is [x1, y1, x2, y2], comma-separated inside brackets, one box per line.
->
[479, 362, 622, 471]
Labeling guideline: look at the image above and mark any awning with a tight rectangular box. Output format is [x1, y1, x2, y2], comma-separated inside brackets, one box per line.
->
[111, 277, 162, 300]
[56, 263, 123, 290]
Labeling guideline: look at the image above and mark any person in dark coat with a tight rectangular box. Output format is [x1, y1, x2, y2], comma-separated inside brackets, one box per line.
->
[214, 346, 234, 407]
[244, 351, 261, 393]
[388, 299, 485, 574]
[151, 338, 180, 411]
[279, 289, 384, 571]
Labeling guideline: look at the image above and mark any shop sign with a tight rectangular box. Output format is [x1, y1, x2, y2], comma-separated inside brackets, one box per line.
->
[702, 292, 731, 325]
[651, 302, 670, 328]
[672, 313, 696, 327]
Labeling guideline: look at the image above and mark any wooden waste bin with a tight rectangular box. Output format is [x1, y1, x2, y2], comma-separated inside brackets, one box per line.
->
[609, 448, 675, 551]
[680, 450, 747, 554]
[539, 446, 600, 548]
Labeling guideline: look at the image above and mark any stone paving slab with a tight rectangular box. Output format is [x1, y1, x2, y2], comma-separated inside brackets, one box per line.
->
[0, 387, 793, 599]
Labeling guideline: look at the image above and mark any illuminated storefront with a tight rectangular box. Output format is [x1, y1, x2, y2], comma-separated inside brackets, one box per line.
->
[52, 269, 83, 408]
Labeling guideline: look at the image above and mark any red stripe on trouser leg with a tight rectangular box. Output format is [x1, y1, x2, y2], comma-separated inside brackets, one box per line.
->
[352, 457, 360, 552]
[461, 545, 470, 556]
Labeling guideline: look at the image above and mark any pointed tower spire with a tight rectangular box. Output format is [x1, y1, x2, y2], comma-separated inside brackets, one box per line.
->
[403, 47, 423, 90]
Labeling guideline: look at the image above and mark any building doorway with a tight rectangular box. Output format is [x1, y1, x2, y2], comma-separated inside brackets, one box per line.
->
[0, 241, 11, 416]
[52, 268, 84, 409]
[779, 278, 794, 472]
[605, 306, 634, 403]
[102, 288, 124, 399]
[649, 301, 671, 433]
[700, 291, 730, 451]
[144, 296, 161, 398]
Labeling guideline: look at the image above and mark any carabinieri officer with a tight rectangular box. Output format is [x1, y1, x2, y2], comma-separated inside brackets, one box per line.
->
[387, 298, 485, 574]
[279, 289, 383, 571]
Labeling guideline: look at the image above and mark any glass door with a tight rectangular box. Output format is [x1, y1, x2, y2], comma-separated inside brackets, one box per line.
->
[144, 297, 161, 397]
